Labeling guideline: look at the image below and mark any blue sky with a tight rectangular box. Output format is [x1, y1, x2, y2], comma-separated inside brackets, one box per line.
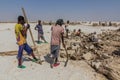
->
[0, 0, 120, 22]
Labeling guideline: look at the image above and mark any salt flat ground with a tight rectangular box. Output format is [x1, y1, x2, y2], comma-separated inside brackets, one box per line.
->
[0, 23, 119, 52]
[0, 23, 118, 80]
[0, 55, 107, 80]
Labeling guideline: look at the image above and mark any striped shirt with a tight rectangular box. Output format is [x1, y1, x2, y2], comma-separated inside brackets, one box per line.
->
[51, 25, 64, 45]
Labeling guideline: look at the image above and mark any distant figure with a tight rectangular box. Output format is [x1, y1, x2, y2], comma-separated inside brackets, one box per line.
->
[15, 16, 38, 69]
[89, 32, 98, 42]
[35, 20, 47, 44]
[50, 19, 65, 68]
[71, 29, 76, 37]
[65, 20, 70, 38]
[75, 29, 81, 36]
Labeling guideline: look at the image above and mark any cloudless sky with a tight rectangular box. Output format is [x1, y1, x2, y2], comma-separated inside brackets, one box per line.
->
[0, 0, 120, 22]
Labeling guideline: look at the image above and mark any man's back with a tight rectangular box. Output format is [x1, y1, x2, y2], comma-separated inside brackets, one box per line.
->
[51, 25, 64, 45]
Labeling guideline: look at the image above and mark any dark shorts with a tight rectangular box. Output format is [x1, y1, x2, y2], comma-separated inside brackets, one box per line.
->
[38, 33, 44, 39]
[17, 43, 33, 59]
[51, 45, 60, 58]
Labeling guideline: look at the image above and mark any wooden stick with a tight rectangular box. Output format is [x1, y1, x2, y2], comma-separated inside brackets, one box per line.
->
[21, 8, 35, 46]
[64, 47, 69, 67]
[21, 7, 42, 63]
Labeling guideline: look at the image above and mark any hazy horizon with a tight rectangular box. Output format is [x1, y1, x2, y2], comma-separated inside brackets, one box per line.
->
[0, 0, 120, 22]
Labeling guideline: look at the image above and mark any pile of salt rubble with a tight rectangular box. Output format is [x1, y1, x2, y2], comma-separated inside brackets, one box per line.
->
[60, 29, 120, 80]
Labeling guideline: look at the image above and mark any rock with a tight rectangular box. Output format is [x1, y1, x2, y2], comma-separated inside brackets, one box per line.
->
[102, 53, 111, 59]
[68, 50, 75, 55]
[92, 61, 102, 70]
[70, 54, 77, 60]
[67, 47, 72, 50]
[84, 45, 89, 49]
[60, 53, 66, 58]
[82, 52, 93, 60]
[72, 45, 79, 50]
[89, 45, 94, 50]
[100, 58, 120, 80]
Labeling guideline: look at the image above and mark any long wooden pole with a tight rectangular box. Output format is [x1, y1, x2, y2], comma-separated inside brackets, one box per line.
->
[21, 8, 35, 46]
[21, 7, 42, 63]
